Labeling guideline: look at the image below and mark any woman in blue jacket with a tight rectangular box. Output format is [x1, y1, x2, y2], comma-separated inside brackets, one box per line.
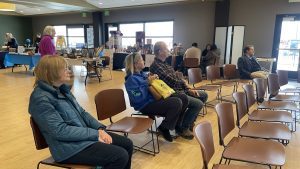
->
[29, 55, 133, 169]
[124, 53, 183, 142]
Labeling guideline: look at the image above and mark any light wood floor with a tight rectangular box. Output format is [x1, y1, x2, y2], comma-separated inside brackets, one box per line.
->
[0, 66, 299, 169]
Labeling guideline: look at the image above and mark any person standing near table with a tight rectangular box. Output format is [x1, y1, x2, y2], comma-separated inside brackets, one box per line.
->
[39, 26, 56, 57]
[5, 33, 18, 51]
[34, 33, 42, 53]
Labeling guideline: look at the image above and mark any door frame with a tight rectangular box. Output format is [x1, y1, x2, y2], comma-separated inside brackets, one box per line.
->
[272, 14, 300, 79]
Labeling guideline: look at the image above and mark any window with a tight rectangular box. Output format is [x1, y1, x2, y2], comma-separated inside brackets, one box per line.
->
[277, 20, 300, 71]
[145, 21, 173, 37]
[67, 27, 85, 48]
[53, 25, 93, 49]
[118, 21, 173, 49]
[145, 21, 173, 49]
[54, 25, 67, 49]
[119, 23, 144, 48]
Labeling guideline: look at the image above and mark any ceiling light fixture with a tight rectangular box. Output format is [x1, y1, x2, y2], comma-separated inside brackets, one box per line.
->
[99, 2, 103, 5]
[0, 2, 16, 11]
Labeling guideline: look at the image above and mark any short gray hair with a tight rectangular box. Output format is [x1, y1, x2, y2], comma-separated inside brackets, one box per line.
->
[43, 25, 55, 37]
[153, 41, 165, 57]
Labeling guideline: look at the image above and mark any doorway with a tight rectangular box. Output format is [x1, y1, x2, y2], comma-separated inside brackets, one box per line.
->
[273, 14, 300, 79]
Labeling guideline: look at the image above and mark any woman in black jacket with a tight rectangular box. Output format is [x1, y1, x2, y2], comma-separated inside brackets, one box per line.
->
[5, 33, 18, 50]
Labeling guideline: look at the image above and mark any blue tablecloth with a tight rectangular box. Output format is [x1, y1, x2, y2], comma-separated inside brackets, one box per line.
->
[4, 53, 41, 70]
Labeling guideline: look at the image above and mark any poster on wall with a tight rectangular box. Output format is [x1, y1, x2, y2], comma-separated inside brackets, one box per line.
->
[87, 27, 94, 48]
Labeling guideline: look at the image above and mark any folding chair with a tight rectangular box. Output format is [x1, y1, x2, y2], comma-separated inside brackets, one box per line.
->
[194, 121, 264, 169]
[98, 56, 112, 81]
[188, 68, 221, 115]
[223, 64, 252, 88]
[183, 58, 199, 76]
[233, 92, 291, 145]
[268, 73, 300, 101]
[206, 65, 237, 102]
[215, 103, 286, 168]
[253, 78, 298, 131]
[94, 89, 158, 155]
[277, 70, 300, 93]
[30, 117, 95, 169]
[243, 84, 294, 131]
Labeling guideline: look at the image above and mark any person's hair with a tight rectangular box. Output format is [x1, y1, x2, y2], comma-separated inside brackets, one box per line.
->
[205, 44, 211, 50]
[192, 42, 198, 47]
[154, 41, 166, 57]
[5, 33, 13, 40]
[34, 55, 67, 87]
[243, 45, 254, 54]
[210, 44, 218, 51]
[43, 26, 55, 37]
[173, 43, 177, 47]
[124, 52, 143, 76]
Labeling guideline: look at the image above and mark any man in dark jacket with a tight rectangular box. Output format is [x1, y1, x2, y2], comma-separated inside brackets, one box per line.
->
[237, 45, 267, 79]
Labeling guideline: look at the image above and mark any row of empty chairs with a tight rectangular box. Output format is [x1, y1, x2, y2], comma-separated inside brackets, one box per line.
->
[187, 64, 250, 115]
[194, 71, 300, 168]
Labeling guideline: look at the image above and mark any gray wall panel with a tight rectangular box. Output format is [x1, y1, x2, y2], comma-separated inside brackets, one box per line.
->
[229, 0, 300, 57]
[31, 13, 93, 36]
[103, 2, 216, 49]
[0, 15, 32, 45]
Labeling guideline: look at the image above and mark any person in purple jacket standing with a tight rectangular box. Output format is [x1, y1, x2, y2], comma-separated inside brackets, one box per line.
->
[39, 26, 56, 57]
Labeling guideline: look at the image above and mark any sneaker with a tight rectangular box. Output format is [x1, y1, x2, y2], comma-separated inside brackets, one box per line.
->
[177, 129, 194, 140]
[158, 125, 173, 142]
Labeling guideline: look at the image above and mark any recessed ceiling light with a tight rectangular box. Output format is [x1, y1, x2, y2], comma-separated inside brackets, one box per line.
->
[20, 10, 23, 12]
[0, 2, 16, 11]
[99, 2, 103, 5]
[37, 8, 40, 11]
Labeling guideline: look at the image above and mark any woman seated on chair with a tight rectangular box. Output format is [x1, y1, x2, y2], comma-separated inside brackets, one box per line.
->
[200, 44, 220, 74]
[124, 52, 187, 142]
[29, 55, 133, 169]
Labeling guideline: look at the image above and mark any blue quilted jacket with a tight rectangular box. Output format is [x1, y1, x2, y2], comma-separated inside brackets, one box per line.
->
[29, 81, 106, 162]
[125, 72, 154, 110]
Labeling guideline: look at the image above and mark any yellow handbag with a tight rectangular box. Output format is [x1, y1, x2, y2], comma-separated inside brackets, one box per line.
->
[150, 79, 175, 99]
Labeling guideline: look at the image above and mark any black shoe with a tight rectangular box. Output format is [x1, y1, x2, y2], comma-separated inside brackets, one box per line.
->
[177, 129, 194, 140]
[189, 123, 195, 132]
[158, 125, 173, 142]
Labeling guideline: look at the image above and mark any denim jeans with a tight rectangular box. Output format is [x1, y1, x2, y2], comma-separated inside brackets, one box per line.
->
[172, 93, 203, 131]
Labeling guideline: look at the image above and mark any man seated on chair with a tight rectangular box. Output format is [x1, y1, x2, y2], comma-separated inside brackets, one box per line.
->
[29, 55, 133, 169]
[150, 41, 208, 139]
[237, 45, 268, 79]
[183, 42, 201, 65]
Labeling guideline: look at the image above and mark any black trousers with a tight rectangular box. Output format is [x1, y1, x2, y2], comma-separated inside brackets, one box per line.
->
[140, 97, 182, 130]
[61, 132, 133, 169]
